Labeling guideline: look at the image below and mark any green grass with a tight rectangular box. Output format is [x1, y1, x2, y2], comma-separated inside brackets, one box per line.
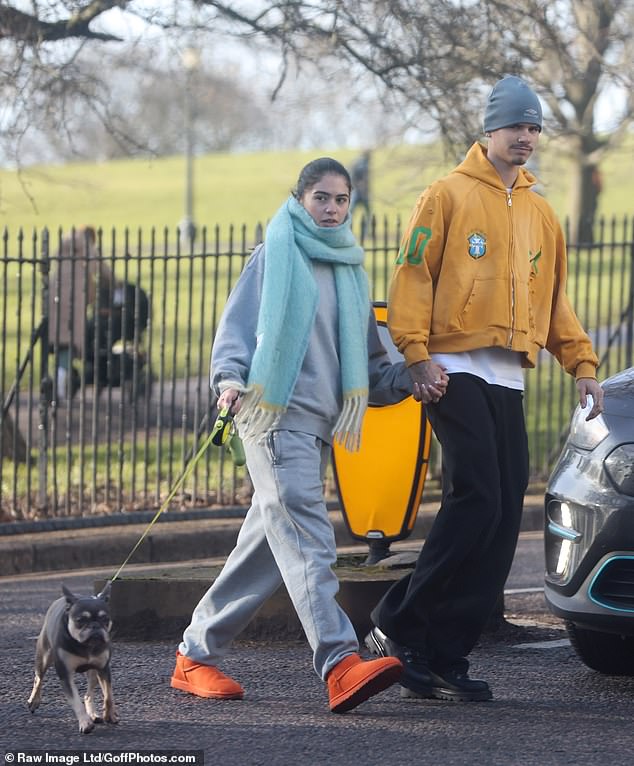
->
[2, 135, 632, 235]
[1, 430, 249, 519]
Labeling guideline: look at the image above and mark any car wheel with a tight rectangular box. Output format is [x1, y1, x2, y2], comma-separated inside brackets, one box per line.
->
[566, 621, 634, 675]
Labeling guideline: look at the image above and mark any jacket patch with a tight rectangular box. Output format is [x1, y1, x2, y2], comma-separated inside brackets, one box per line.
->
[529, 248, 542, 275]
[396, 226, 432, 265]
[467, 231, 487, 259]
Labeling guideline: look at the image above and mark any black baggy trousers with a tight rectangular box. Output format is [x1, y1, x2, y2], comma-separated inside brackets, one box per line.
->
[371, 372, 529, 673]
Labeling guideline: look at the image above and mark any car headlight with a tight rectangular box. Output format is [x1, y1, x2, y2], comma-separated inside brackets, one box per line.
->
[568, 397, 609, 450]
[605, 444, 634, 496]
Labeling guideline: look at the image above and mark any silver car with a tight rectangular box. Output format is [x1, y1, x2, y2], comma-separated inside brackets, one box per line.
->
[544, 366, 634, 674]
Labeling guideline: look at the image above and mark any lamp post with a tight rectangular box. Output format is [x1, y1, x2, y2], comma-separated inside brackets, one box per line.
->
[180, 46, 200, 241]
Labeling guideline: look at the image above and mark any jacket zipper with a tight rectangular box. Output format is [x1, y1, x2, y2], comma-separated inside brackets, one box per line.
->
[507, 190, 515, 347]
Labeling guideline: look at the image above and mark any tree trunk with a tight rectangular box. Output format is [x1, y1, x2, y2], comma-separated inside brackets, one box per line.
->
[568, 152, 601, 246]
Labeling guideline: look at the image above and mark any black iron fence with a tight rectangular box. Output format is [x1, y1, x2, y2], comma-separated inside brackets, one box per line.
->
[1, 216, 633, 521]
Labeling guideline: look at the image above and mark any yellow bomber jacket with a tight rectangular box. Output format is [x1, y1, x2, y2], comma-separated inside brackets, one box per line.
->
[388, 142, 598, 379]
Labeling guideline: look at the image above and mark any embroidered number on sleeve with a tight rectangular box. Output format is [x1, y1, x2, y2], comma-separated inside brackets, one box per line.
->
[396, 226, 432, 265]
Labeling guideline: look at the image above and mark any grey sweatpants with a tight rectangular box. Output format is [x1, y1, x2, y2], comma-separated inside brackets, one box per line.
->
[179, 429, 358, 680]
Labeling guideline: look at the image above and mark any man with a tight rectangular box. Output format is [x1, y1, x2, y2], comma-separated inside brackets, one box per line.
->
[365, 75, 604, 702]
[48, 226, 114, 400]
[349, 150, 371, 217]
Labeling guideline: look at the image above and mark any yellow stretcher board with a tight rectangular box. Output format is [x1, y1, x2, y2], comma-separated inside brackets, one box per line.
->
[332, 302, 432, 543]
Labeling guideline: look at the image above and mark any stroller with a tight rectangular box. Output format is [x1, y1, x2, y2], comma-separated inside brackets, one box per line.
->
[47, 229, 151, 404]
[83, 281, 152, 400]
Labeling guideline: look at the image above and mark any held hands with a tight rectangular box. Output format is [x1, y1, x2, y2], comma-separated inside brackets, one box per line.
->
[409, 361, 449, 404]
[217, 388, 242, 415]
[577, 378, 604, 421]
[408, 365, 603, 416]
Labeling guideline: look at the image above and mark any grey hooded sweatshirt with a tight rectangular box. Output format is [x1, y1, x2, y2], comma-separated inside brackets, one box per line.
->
[211, 244, 413, 445]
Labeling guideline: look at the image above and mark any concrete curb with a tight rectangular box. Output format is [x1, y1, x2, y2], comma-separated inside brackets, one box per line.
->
[95, 555, 407, 644]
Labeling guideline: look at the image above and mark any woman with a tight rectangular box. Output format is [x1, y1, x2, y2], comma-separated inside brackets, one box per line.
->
[171, 158, 411, 713]
[48, 226, 114, 400]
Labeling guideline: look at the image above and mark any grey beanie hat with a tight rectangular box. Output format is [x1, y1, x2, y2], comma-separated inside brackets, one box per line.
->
[483, 75, 543, 133]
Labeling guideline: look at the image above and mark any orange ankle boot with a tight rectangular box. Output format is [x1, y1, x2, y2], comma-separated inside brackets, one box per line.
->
[170, 651, 244, 699]
[327, 652, 402, 713]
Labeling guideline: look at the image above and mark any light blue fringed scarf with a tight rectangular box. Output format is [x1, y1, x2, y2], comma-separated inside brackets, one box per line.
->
[235, 195, 370, 451]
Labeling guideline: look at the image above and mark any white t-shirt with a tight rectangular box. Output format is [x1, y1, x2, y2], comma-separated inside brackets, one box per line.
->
[432, 348, 525, 391]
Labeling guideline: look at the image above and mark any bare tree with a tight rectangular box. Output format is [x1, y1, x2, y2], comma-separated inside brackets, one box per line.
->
[193, 0, 633, 242]
[2, 1, 632, 241]
[29, 49, 277, 161]
[1, 2, 131, 169]
[529, 0, 634, 241]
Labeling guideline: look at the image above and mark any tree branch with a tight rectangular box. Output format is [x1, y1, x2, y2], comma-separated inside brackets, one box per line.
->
[0, 3, 125, 43]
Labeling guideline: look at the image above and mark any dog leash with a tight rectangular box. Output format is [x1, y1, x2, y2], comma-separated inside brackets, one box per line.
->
[110, 408, 244, 582]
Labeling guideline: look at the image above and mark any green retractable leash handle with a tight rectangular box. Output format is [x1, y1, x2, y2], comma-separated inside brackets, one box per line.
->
[211, 406, 246, 466]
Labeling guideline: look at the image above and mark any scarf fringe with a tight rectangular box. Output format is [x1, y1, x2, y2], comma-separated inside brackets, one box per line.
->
[237, 387, 368, 452]
[235, 387, 284, 444]
[333, 392, 368, 452]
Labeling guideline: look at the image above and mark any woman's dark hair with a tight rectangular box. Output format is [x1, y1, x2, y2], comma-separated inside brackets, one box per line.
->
[292, 157, 352, 199]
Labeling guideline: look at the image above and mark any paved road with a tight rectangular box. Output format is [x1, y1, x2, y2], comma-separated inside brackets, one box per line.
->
[2, 534, 634, 765]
